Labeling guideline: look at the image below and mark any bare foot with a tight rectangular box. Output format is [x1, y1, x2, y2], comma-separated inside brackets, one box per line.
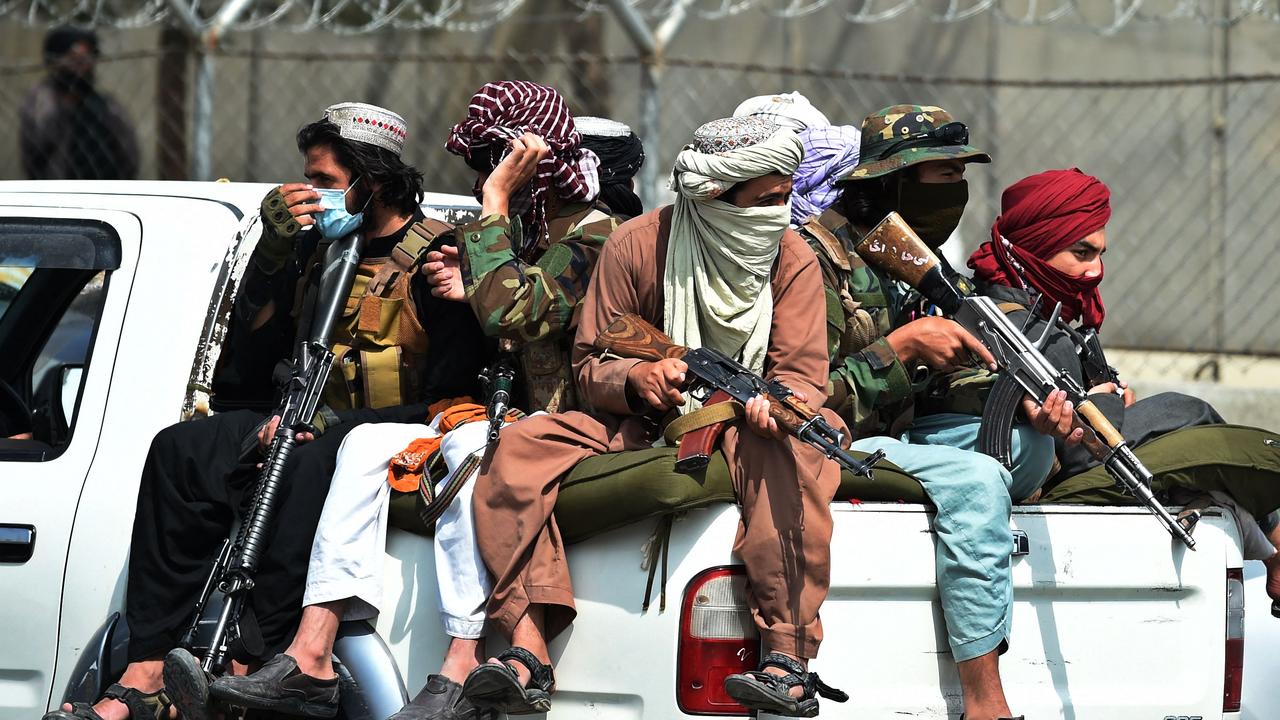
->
[1264, 553, 1280, 602]
[63, 660, 164, 719]
[439, 638, 484, 685]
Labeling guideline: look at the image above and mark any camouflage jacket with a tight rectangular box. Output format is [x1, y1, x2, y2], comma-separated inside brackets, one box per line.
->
[458, 201, 618, 413]
[797, 209, 919, 437]
[799, 209, 1001, 437]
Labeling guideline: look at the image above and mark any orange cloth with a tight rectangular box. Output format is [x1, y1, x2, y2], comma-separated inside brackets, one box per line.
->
[386, 400, 521, 492]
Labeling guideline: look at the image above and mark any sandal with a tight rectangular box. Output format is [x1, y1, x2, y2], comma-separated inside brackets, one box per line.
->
[42, 683, 173, 720]
[723, 652, 848, 718]
[460, 647, 555, 715]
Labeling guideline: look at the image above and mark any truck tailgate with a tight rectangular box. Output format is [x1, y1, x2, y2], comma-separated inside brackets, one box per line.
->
[814, 503, 1240, 719]
[379, 502, 1242, 719]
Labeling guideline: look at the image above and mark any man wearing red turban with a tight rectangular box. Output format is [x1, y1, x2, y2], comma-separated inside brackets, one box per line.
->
[969, 168, 1110, 329]
[972, 169, 1280, 624]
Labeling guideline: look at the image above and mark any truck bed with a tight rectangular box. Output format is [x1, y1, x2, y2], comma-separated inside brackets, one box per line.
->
[375, 501, 1243, 719]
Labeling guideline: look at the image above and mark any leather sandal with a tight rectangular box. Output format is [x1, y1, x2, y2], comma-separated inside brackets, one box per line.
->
[41, 683, 173, 720]
[460, 647, 555, 715]
[723, 652, 848, 718]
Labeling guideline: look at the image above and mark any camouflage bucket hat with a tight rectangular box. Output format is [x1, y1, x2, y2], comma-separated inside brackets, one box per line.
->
[837, 104, 991, 184]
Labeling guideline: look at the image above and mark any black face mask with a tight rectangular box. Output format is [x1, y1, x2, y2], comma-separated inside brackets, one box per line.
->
[894, 178, 969, 249]
[51, 68, 93, 96]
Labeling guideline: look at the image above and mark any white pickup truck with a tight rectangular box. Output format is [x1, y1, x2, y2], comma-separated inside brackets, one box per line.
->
[0, 181, 1266, 720]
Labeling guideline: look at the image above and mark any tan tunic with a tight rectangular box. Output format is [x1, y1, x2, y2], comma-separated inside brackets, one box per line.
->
[472, 206, 844, 658]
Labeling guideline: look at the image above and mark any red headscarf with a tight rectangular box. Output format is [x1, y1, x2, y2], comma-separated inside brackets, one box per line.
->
[968, 168, 1111, 328]
[446, 81, 601, 250]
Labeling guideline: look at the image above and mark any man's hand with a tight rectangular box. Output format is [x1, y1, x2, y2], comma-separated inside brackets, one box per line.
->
[278, 182, 325, 228]
[743, 391, 806, 442]
[1022, 390, 1084, 446]
[886, 317, 997, 372]
[480, 133, 550, 218]
[1088, 380, 1136, 407]
[627, 358, 688, 412]
[6, 432, 32, 441]
[424, 244, 465, 301]
[257, 415, 315, 452]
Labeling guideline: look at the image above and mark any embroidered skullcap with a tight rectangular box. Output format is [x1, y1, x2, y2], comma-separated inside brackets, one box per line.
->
[732, 91, 830, 132]
[693, 117, 780, 156]
[446, 80, 600, 246]
[323, 102, 408, 157]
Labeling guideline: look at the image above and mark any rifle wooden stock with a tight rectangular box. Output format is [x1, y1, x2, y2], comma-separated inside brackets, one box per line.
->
[856, 212, 943, 287]
[595, 313, 690, 362]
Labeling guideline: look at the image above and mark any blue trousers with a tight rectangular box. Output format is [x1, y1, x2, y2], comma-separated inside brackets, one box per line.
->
[851, 413, 1055, 661]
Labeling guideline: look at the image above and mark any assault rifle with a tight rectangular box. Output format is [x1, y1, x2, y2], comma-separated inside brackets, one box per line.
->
[480, 357, 515, 445]
[594, 314, 883, 479]
[181, 230, 366, 672]
[853, 213, 1196, 550]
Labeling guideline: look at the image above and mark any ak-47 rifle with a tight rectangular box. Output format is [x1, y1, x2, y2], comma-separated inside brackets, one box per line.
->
[594, 314, 883, 479]
[181, 230, 366, 672]
[853, 213, 1196, 550]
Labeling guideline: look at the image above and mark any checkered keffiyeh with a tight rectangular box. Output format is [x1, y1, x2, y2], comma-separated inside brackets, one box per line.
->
[446, 81, 600, 246]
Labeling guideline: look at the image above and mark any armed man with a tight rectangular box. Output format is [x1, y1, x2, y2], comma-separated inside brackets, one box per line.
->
[793, 104, 1080, 720]
[203, 84, 627, 720]
[44, 103, 489, 720]
[455, 117, 850, 718]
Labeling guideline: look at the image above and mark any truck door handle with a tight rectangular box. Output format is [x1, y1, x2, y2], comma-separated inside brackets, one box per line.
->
[1012, 529, 1029, 557]
[0, 525, 36, 563]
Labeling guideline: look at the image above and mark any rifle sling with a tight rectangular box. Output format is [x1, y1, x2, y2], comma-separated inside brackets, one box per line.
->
[662, 400, 744, 445]
[977, 373, 1024, 469]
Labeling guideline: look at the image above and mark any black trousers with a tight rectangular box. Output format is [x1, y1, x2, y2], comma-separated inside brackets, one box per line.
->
[125, 405, 424, 662]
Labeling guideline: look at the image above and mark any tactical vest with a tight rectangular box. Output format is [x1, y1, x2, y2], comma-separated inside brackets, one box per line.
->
[298, 219, 450, 411]
[801, 210, 893, 360]
[516, 204, 615, 414]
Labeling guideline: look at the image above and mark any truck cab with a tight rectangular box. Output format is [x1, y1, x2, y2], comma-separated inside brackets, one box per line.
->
[0, 181, 1258, 720]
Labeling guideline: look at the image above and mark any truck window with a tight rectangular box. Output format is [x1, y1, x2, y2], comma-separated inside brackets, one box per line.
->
[0, 219, 121, 460]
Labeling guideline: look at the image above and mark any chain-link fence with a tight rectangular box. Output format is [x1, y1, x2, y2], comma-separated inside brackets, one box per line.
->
[2, 25, 1279, 370]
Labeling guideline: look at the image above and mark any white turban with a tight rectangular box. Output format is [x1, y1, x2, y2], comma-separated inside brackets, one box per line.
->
[732, 91, 831, 132]
[664, 119, 804, 410]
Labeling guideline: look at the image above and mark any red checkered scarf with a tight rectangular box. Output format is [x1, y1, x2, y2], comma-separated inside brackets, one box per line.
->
[446, 81, 600, 249]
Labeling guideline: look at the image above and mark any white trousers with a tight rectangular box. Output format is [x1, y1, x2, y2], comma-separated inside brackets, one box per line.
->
[303, 417, 493, 638]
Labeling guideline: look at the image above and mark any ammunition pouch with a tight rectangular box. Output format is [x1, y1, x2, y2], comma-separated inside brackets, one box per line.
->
[316, 218, 451, 411]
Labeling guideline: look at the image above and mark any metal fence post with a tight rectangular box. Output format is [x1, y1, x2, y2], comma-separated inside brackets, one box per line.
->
[606, 0, 692, 206]
[192, 49, 215, 181]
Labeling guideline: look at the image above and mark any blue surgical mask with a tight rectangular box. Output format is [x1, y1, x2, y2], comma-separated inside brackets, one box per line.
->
[315, 180, 366, 240]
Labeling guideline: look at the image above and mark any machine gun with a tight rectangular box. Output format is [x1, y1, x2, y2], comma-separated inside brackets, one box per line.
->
[852, 213, 1195, 549]
[594, 314, 883, 479]
[181, 230, 366, 672]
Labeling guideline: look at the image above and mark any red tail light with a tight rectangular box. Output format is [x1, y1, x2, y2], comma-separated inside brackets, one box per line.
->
[677, 566, 756, 715]
[1224, 567, 1244, 713]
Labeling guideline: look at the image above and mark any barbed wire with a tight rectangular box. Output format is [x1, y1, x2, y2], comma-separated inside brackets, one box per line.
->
[4, 0, 1279, 33]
